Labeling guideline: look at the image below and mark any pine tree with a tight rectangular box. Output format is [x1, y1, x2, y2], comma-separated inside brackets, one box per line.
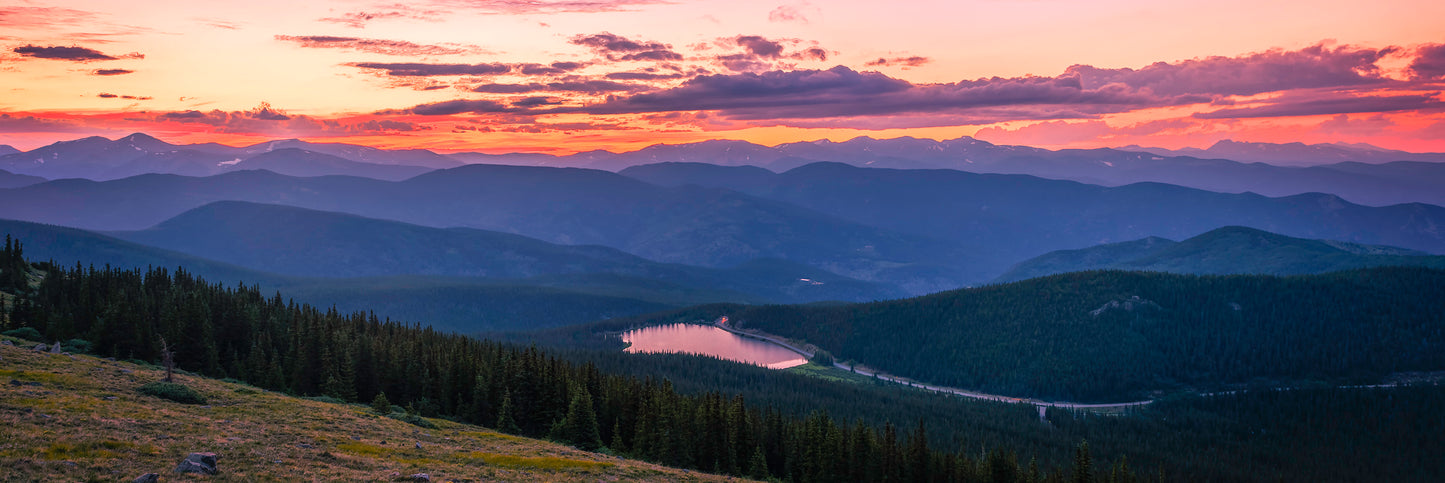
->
[748, 444, 770, 480]
[563, 387, 603, 451]
[1072, 440, 1094, 483]
[496, 390, 520, 434]
[371, 392, 392, 414]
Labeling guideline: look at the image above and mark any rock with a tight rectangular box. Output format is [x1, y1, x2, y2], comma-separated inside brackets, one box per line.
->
[132, 473, 160, 483]
[2, 339, 13, 345]
[33, 343, 46, 351]
[8, 379, 21, 386]
[50, 342, 61, 353]
[395, 474, 430, 482]
[414, 442, 422, 449]
[103, 396, 117, 401]
[297, 443, 316, 449]
[173, 452, 219, 475]
[1089, 295, 1161, 317]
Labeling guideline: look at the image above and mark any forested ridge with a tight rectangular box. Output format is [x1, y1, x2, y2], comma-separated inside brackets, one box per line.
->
[5, 237, 1445, 481]
[0, 237, 1134, 482]
[616, 269, 1445, 402]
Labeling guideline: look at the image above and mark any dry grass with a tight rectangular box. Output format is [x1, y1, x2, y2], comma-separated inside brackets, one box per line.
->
[0, 341, 749, 482]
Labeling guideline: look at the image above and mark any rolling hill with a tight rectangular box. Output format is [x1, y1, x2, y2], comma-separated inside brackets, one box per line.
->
[0, 218, 738, 332]
[0, 168, 46, 189]
[621, 161, 1445, 276]
[0, 166, 973, 294]
[995, 226, 1445, 282]
[109, 201, 901, 303]
[635, 268, 1445, 402]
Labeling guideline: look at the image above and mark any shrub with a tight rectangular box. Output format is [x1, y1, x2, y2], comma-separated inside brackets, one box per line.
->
[387, 412, 438, 429]
[61, 338, 92, 353]
[2, 327, 42, 341]
[137, 381, 208, 405]
[371, 392, 391, 414]
[304, 395, 347, 405]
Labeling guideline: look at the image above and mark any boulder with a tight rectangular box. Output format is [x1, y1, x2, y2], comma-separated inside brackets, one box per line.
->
[173, 452, 219, 475]
[133, 473, 160, 483]
[32, 343, 46, 352]
[49, 341, 61, 353]
[2, 339, 13, 345]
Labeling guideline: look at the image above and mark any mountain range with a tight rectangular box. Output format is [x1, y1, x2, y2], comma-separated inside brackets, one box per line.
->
[0, 133, 454, 181]
[620, 161, 1445, 275]
[1122, 139, 1445, 166]
[994, 226, 1445, 282]
[5, 159, 1445, 294]
[7, 133, 1445, 207]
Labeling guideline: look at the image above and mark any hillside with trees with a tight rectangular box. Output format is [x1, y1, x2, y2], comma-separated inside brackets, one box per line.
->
[633, 268, 1445, 402]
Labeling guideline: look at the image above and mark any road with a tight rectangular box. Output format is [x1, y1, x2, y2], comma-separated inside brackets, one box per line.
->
[712, 317, 1154, 410]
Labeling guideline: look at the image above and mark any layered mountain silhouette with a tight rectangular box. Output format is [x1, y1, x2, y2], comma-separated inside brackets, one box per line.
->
[1, 215, 891, 332]
[0, 133, 448, 181]
[6, 161, 1445, 292]
[0, 168, 45, 189]
[7, 133, 1445, 206]
[108, 201, 899, 302]
[0, 165, 973, 293]
[995, 226, 1445, 282]
[1122, 139, 1445, 166]
[621, 161, 1445, 276]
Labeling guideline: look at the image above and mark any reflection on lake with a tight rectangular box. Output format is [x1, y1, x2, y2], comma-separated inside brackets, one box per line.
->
[622, 323, 808, 369]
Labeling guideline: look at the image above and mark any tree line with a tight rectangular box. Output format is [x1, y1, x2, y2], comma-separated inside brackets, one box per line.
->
[0, 240, 1134, 483]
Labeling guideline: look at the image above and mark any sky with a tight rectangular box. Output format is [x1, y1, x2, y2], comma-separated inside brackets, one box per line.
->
[2, 0, 1443, 153]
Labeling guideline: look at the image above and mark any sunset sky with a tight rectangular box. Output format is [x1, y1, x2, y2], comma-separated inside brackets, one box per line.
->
[2, 0, 1443, 153]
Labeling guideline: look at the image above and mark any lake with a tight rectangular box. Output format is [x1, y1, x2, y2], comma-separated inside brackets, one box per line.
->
[621, 323, 808, 369]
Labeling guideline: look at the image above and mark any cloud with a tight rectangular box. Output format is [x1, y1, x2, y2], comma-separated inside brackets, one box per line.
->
[423, 0, 666, 15]
[318, 7, 442, 28]
[1193, 92, 1445, 119]
[405, 99, 517, 115]
[154, 103, 428, 135]
[97, 93, 152, 100]
[192, 17, 242, 30]
[1064, 43, 1395, 97]
[866, 56, 930, 68]
[1410, 43, 1445, 80]
[735, 36, 785, 58]
[605, 71, 692, 80]
[563, 65, 1169, 121]
[768, 3, 811, 23]
[472, 83, 546, 93]
[471, 79, 647, 95]
[570, 32, 681, 61]
[712, 35, 829, 72]
[544, 80, 648, 93]
[513, 96, 561, 108]
[12, 44, 140, 62]
[0, 6, 154, 43]
[275, 35, 489, 56]
[518, 61, 587, 75]
[92, 68, 133, 76]
[0, 113, 94, 133]
[349, 62, 513, 76]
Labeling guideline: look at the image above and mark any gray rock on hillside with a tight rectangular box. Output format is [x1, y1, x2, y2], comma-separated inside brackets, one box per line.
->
[133, 473, 160, 483]
[174, 452, 219, 475]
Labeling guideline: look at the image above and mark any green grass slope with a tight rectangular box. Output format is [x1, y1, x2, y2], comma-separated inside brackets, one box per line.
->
[0, 339, 736, 482]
